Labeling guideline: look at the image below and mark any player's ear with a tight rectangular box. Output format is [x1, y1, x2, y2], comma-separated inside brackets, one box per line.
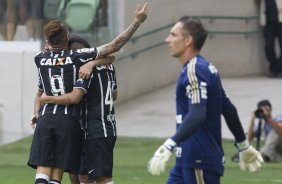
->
[184, 35, 193, 47]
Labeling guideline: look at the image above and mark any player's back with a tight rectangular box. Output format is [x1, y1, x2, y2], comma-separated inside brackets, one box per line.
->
[82, 64, 117, 138]
[35, 49, 97, 117]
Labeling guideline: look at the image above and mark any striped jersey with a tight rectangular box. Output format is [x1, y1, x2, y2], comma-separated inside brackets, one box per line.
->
[35, 48, 98, 118]
[175, 55, 230, 176]
[75, 64, 117, 139]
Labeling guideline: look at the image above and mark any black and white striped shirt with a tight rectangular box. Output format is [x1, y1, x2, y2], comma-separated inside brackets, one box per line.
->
[35, 48, 98, 118]
[75, 64, 117, 138]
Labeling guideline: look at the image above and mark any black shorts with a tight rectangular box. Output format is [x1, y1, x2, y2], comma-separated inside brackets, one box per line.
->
[84, 136, 116, 180]
[78, 147, 88, 175]
[27, 114, 83, 173]
[69, 144, 88, 175]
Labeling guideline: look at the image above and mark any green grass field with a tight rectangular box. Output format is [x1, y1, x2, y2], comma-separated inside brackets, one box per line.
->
[0, 136, 282, 184]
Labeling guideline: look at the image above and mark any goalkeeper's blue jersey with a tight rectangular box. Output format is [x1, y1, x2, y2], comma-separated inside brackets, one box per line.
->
[175, 55, 230, 176]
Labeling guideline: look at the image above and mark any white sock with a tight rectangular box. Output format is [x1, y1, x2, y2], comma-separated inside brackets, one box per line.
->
[106, 181, 113, 184]
[35, 173, 50, 181]
[49, 180, 61, 184]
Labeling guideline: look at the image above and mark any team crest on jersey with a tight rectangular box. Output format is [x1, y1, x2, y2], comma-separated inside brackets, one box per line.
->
[40, 57, 73, 66]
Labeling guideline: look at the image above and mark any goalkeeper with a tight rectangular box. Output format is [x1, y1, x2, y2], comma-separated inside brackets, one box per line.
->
[147, 16, 264, 184]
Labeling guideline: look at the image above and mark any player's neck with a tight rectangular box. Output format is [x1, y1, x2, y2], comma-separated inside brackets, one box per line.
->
[179, 49, 199, 66]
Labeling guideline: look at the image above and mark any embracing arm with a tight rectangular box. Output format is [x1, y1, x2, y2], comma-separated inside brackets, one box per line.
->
[40, 88, 85, 105]
[96, 3, 148, 59]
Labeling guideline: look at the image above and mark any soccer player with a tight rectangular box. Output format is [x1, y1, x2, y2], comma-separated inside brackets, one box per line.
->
[147, 16, 264, 183]
[66, 35, 89, 184]
[41, 35, 117, 184]
[28, 3, 148, 184]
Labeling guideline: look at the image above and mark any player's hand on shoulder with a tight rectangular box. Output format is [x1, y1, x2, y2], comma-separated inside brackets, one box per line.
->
[79, 55, 115, 79]
[135, 2, 148, 24]
[79, 62, 93, 80]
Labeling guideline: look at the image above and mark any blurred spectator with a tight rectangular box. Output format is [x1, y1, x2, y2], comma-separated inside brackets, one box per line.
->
[0, 0, 16, 41]
[258, 0, 282, 77]
[43, 0, 68, 21]
[232, 99, 282, 163]
[247, 100, 273, 141]
[18, 0, 44, 41]
[260, 100, 282, 162]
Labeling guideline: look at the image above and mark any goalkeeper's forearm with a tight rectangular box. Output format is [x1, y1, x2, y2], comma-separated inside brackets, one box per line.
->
[222, 102, 246, 143]
[171, 104, 206, 144]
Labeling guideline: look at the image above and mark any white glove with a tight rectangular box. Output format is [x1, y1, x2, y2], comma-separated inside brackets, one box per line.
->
[237, 140, 264, 172]
[147, 138, 176, 175]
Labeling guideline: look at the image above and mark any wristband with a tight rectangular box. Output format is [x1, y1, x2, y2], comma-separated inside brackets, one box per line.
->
[164, 138, 177, 151]
[236, 139, 250, 151]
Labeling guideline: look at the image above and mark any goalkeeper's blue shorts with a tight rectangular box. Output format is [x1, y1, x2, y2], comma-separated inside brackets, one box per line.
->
[167, 166, 220, 184]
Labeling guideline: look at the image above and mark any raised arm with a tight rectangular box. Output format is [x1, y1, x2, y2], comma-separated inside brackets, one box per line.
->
[96, 3, 148, 59]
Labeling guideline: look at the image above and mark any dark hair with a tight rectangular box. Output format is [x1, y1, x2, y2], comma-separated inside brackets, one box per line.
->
[177, 16, 208, 51]
[43, 20, 69, 49]
[68, 35, 91, 49]
[257, 99, 272, 109]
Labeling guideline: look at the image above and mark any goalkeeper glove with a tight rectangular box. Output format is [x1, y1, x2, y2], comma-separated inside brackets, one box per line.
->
[147, 138, 176, 175]
[236, 140, 264, 172]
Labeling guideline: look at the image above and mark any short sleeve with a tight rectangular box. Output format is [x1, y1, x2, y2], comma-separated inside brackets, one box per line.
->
[74, 78, 91, 94]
